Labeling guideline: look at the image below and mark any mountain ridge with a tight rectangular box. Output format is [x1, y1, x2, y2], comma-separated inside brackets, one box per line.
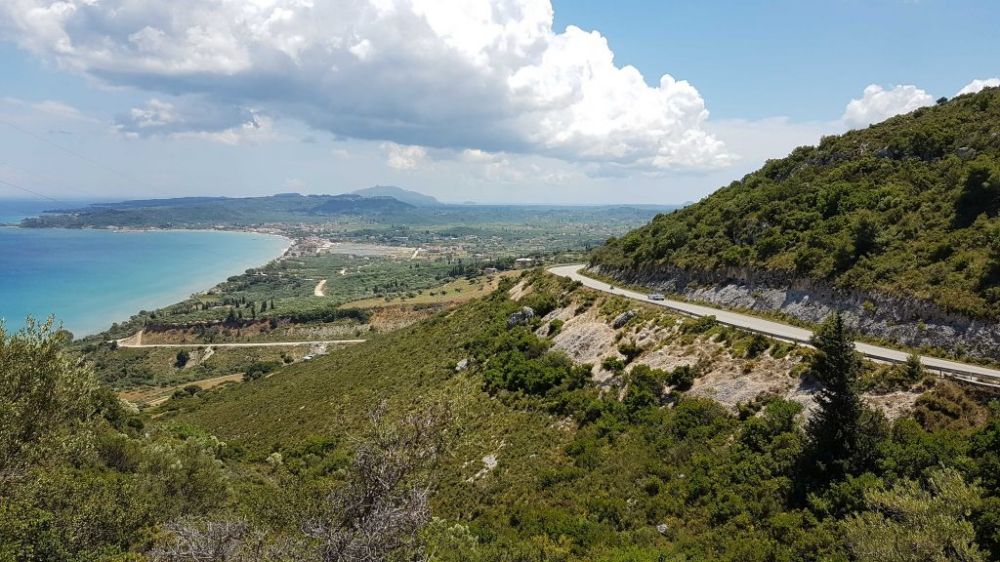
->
[351, 185, 441, 206]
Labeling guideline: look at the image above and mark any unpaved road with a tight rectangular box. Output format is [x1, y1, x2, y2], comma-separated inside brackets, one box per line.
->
[314, 279, 327, 297]
[117, 339, 365, 348]
[549, 264, 1000, 387]
[123, 373, 245, 407]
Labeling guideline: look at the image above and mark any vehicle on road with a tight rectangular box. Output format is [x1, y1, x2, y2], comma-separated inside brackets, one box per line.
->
[648, 293, 665, 301]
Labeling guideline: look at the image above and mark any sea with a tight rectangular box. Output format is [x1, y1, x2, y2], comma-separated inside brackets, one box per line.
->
[0, 199, 289, 336]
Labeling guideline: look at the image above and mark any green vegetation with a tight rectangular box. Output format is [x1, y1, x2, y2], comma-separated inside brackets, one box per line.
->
[1, 321, 231, 561]
[7, 273, 1000, 560]
[595, 87, 1000, 319]
[803, 313, 886, 484]
[151, 275, 1000, 558]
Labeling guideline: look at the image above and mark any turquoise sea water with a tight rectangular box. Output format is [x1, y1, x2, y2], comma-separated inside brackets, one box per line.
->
[0, 226, 288, 336]
[0, 199, 106, 224]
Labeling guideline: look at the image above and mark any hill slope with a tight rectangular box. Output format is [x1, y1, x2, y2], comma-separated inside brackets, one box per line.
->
[152, 271, 999, 560]
[593, 88, 1000, 359]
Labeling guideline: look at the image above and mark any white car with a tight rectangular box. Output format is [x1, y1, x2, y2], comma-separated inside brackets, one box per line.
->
[648, 293, 665, 301]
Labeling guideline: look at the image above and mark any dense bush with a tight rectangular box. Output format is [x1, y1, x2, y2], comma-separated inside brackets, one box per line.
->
[594, 88, 1000, 319]
[0, 322, 229, 560]
[244, 360, 282, 381]
[286, 306, 370, 324]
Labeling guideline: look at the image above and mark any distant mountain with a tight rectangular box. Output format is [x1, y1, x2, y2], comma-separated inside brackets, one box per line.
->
[311, 194, 414, 215]
[351, 185, 440, 207]
[85, 196, 231, 209]
[20, 193, 415, 228]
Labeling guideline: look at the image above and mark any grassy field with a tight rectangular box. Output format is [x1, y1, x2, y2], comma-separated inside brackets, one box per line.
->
[341, 269, 520, 308]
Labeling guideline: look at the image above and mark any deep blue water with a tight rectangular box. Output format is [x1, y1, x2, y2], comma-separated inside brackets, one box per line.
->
[0, 226, 288, 336]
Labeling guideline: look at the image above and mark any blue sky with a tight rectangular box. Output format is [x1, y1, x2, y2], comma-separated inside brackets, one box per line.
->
[554, 0, 1000, 121]
[0, 0, 996, 205]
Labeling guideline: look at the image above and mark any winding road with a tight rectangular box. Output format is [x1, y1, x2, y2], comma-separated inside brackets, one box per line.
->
[549, 264, 1000, 387]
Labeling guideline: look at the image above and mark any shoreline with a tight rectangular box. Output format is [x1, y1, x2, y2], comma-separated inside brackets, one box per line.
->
[91, 229, 295, 336]
[1, 227, 293, 337]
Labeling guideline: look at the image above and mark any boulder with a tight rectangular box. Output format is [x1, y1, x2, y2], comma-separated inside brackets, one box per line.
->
[611, 310, 637, 329]
[506, 306, 536, 328]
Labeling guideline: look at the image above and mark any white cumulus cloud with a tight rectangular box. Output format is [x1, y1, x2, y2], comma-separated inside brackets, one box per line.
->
[956, 78, 1000, 96]
[842, 84, 933, 128]
[117, 98, 278, 145]
[0, 0, 730, 171]
[382, 142, 427, 170]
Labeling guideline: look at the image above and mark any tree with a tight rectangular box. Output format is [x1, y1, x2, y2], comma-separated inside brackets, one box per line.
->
[841, 468, 985, 561]
[804, 313, 886, 481]
[0, 319, 98, 475]
[955, 158, 1000, 227]
[852, 211, 879, 259]
[903, 353, 924, 383]
[175, 350, 191, 369]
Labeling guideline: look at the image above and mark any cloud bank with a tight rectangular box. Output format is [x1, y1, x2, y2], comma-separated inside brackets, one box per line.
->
[842, 84, 934, 128]
[0, 0, 730, 171]
[957, 78, 1000, 96]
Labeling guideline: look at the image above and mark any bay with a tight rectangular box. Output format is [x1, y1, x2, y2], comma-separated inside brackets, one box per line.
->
[0, 226, 289, 336]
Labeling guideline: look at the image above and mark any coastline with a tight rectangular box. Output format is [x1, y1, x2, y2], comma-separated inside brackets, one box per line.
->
[0, 227, 293, 337]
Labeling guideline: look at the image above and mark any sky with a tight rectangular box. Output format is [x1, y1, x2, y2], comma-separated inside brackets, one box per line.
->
[0, 0, 996, 206]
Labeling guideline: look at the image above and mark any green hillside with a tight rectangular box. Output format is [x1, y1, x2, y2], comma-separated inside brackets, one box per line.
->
[594, 88, 1000, 320]
[5, 272, 1000, 559]
[104, 274, 1000, 559]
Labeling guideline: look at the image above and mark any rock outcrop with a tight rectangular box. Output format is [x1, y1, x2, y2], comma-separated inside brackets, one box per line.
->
[595, 264, 1000, 362]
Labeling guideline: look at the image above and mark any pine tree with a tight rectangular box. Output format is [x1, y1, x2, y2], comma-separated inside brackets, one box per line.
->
[805, 312, 885, 481]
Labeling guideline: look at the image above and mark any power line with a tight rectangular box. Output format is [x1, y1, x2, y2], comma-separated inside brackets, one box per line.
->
[0, 177, 66, 204]
[0, 117, 157, 196]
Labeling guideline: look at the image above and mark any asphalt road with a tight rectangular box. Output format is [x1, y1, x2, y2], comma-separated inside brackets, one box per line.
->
[549, 264, 1000, 387]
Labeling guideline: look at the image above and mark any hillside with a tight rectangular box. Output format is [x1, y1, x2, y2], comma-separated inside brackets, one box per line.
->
[148, 271, 997, 560]
[593, 88, 1000, 360]
[6, 270, 1000, 559]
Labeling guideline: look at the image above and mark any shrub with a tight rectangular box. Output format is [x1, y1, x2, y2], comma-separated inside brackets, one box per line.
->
[601, 356, 626, 374]
[617, 341, 643, 363]
[665, 364, 698, 391]
[680, 315, 718, 334]
[244, 361, 282, 381]
[744, 334, 771, 358]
